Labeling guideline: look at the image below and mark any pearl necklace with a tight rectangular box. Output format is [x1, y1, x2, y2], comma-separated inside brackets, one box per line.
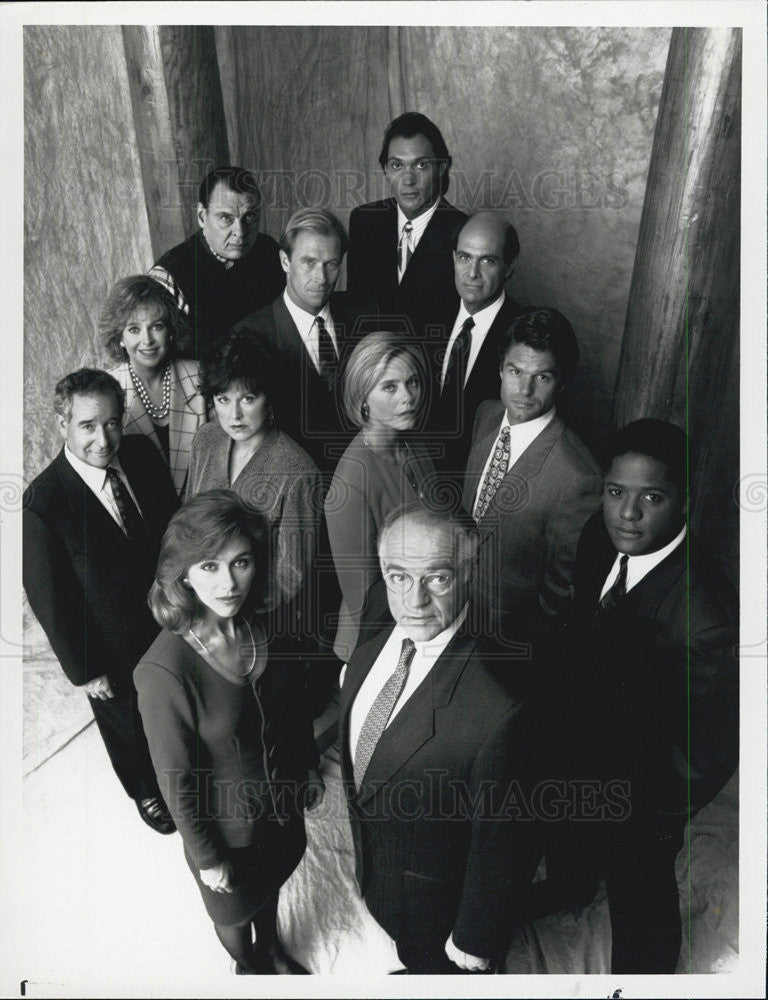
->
[189, 616, 256, 678]
[128, 363, 171, 421]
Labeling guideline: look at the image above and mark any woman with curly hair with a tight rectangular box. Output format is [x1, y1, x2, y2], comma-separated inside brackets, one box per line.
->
[100, 274, 207, 496]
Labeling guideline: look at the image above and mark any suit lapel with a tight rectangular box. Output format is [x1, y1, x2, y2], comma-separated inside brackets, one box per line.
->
[401, 198, 451, 291]
[167, 360, 203, 492]
[463, 402, 505, 512]
[355, 630, 476, 808]
[54, 449, 132, 552]
[625, 544, 685, 618]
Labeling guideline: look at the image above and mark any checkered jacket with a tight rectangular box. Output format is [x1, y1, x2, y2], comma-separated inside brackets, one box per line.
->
[109, 359, 208, 496]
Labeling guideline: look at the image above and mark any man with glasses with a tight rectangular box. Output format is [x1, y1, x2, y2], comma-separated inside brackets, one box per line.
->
[339, 505, 538, 974]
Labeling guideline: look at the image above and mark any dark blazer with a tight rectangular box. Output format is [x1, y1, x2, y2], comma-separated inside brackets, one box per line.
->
[463, 402, 602, 643]
[347, 197, 467, 337]
[135, 628, 316, 870]
[566, 513, 739, 819]
[233, 291, 376, 472]
[23, 438, 179, 692]
[339, 625, 538, 959]
[429, 293, 524, 476]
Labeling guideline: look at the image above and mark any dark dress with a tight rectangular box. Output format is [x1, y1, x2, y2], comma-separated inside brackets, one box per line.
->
[135, 627, 318, 925]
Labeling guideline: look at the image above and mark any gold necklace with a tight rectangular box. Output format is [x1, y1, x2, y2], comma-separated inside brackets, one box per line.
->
[189, 616, 256, 678]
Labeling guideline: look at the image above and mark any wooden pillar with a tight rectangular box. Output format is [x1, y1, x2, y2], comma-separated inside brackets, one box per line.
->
[611, 28, 741, 563]
[122, 25, 230, 260]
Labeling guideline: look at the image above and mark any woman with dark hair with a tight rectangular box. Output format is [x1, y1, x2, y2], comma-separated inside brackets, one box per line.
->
[135, 490, 324, 974]
[187, 333, 321, 618]
[325, 331, 437, 658]
[101, 274, 207, 496]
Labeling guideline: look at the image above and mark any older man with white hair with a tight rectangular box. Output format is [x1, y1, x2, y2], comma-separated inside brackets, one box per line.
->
[339, 505, 538, 974]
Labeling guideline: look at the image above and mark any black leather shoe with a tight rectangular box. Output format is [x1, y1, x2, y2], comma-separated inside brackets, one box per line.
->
[255, 940, 310, 974]
[136, 796, 176, 835]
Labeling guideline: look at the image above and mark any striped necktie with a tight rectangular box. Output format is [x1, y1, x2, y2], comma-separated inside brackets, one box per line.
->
[442, 316, 474, 394]
[354, 638, 416, 789]
[600, 554, 629, 610]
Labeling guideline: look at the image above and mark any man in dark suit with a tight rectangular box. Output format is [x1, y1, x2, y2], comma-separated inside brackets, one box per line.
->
[347, 112, 467, 337]
[340, 507, 537, 974]
[150, 166, 285, 354]
[556, 419, 738, 973]
[462, 308, 602, 647]
[23, 369, 179, 833]
[430, 211, 523, 477]
[233, 206, 374, 474]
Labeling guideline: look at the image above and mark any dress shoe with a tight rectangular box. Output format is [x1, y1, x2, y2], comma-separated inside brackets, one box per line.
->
[136, 796, 176, 835]
[254, 939, 310, 974]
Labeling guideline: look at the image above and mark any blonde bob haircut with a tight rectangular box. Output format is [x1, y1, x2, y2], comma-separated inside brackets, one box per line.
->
[341, 331, 428, 429]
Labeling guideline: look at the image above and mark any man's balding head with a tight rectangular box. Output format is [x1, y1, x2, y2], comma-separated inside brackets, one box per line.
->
[378, 507, 478, 642]
[453, 212, 520, 315]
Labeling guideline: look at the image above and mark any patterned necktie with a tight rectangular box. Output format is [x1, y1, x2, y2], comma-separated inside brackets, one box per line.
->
[442, 316, 474, 395]
[397, 221, 413, 278]
[314, 315, 337, 386]
[354, 638, 416, 789]
[105, 466, 145, 540]
[474, 426, 511, 522]
[600, 554, 629, 611]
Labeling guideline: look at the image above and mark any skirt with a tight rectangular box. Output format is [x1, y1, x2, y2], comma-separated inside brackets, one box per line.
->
[184, 820, 307, 926]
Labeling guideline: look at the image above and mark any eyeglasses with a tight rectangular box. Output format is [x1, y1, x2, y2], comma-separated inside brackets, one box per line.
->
[383, 570, 455, 597]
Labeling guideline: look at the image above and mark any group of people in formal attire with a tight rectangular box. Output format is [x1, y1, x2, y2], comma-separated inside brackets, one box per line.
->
[23, 112, 738, 976]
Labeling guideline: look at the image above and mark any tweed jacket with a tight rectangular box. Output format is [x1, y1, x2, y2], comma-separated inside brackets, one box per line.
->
[110, 359, 207, 496]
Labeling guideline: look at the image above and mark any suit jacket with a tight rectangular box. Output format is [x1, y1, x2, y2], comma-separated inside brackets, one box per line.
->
[347, 197, 467, 337]
[463, 402, 602, 643]
[233, 291, 378, 472]
[110, 358, 207, 496]
[429, 293, 523, 476]
[339, 626, 538, 958]
[564, 513, 739, 820]
[23, 438, 179, 690]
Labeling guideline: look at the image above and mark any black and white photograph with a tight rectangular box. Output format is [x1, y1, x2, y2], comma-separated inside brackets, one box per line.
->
[1, 1, 765, 996]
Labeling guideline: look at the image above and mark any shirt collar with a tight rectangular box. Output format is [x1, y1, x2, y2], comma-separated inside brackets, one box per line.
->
[396, 197, 441, 240]
[64, 445, 124, 493]
[613, 524, 688, 587]
[283, 289, 331, 339]
[392, 603, 468, 660]
[200, 230, 235, 269]
[456, 290, 506, 336]
[498, 405, 556, 440]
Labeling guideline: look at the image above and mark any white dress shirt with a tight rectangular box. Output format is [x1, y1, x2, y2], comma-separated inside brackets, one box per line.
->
[473, 407, 556, 513]
[346, 605, 468, 765]
[64, 446, 143, 533]
[396, 198, 440, 282]
[440, 291, 507, 390]
[283, 290, 338, 374]
[599, 525, 687, 600]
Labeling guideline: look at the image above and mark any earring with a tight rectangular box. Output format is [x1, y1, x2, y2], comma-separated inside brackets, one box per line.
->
[266, 405, 275, 427]
[361, 401, 370, 421]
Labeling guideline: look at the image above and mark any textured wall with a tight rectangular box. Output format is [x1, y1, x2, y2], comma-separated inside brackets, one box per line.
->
[215, 25, 393, 247]
[217, 26, 671, 449]
[24, 26, 153, 479]
[395, 26, 671, 446]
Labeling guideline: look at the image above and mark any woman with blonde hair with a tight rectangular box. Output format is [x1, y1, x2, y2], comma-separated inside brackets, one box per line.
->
[100, 274, 207, 496]
[325, 331, 437, 658]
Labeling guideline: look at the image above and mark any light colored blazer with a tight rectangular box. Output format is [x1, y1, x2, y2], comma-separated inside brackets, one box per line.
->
[110, 359, 207, 496]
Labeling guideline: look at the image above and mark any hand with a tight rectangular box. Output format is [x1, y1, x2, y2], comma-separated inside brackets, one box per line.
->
[304, 768, 326, 812]
[444, 933, 490, 972]
[84, 675, 114, 700]
[199, 860, 234, 893]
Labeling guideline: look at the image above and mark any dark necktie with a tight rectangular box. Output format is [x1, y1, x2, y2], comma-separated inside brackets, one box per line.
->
[442, 316, 475, 395]
[397, 221, 413, 276]
[474, 426, 511, 522]
[105, 466, 145, 540]
[354, 638, 416, 789]
[600, 554, 629, 611]
[314, 315, 338, 389]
